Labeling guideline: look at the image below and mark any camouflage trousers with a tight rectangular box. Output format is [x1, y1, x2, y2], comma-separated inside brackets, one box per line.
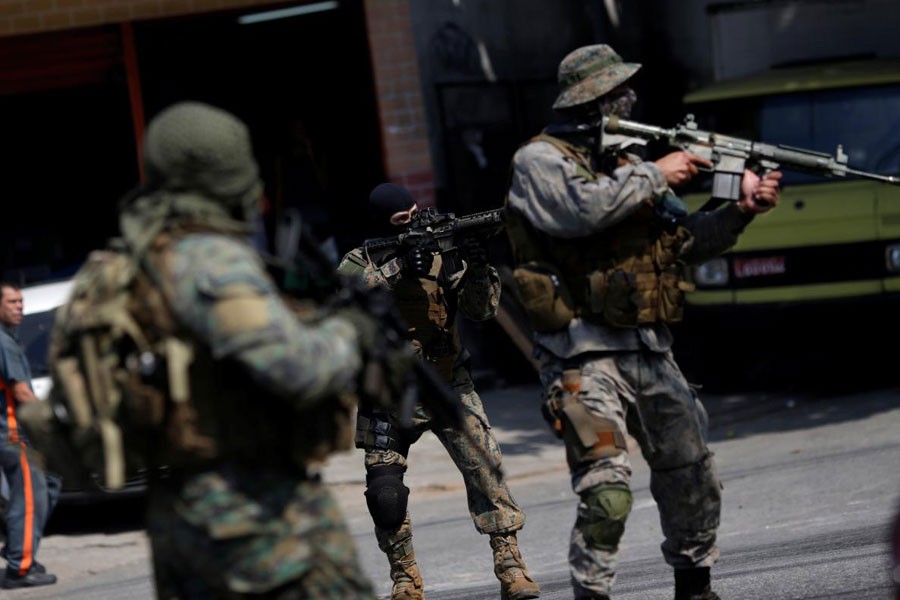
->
[364, 388, 526, 539]
[537, 348, 721, 598]
[146, 463, 376, 600]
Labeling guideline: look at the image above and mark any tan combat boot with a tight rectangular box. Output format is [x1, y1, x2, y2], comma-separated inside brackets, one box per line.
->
[490, 532, 541, 600]
[385, 540, 425, 600]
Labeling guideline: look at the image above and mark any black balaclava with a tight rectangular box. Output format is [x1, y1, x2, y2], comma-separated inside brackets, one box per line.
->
[366, 183, 417, 239]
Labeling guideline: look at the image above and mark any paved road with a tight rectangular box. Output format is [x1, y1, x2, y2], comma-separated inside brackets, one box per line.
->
[12, 380, 900, 599]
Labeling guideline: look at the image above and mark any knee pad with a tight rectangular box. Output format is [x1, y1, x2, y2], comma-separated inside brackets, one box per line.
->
[576, 484, 633, 550]
[365, 464, 409, 530]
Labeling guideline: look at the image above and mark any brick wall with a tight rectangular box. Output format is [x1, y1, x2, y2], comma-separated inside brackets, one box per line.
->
[363, 0, 435, 206]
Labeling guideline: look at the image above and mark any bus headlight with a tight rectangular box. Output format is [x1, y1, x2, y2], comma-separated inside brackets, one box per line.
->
[887, 244, 900, 273]
[692, 258, 730, 286]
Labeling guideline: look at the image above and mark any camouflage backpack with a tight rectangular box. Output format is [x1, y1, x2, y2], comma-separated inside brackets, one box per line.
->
[19, 239, 198, 491]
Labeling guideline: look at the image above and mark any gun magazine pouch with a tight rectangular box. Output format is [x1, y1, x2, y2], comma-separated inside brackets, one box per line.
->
[513, 261, 575, 332]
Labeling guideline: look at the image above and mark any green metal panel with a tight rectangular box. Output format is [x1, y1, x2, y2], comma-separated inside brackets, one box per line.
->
[683, 58, 900, 104]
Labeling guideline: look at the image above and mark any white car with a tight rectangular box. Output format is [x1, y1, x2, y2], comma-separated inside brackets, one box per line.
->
[20, 278, 75, 401]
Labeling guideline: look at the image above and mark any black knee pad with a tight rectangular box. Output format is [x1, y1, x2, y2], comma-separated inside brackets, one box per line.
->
[365, 464, 409, 530]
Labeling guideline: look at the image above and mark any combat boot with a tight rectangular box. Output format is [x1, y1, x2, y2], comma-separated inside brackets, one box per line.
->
[385, 542, 425, 600]
[674, 567, 721, 600]
[490, 532, 541, 600]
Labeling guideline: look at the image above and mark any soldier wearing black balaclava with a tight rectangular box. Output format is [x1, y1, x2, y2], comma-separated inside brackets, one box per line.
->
[338, 183, 541, 600]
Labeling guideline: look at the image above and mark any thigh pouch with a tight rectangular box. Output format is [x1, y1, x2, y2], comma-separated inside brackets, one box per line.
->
[543, 369, 628, 465]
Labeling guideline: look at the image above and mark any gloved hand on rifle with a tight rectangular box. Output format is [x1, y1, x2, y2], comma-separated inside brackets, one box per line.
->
[400, 238, 440, 280]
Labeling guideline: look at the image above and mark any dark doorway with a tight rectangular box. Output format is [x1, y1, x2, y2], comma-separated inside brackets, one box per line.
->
[0, 2, 385, 285]
[0, 64, 137, 284]
[134, 1, 385, 258]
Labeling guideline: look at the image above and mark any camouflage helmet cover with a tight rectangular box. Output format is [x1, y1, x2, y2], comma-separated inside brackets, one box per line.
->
[142, 101, 261, 207]
[552, 44, 641, 110]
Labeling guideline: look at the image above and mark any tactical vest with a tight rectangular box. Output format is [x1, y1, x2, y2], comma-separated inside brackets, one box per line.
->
[391, 252, 462, 383]
[506, 133, 695, 332]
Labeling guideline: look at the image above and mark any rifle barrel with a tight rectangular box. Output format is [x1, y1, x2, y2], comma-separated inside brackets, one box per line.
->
[846, 168, 900, 185]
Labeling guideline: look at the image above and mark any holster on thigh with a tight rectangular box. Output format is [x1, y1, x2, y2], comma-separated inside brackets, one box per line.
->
[544, 368, 628, 465]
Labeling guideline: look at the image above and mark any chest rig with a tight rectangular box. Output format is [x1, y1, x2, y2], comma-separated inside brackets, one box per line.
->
[506, 133, 695, 332]
[391, 252, 462, 383]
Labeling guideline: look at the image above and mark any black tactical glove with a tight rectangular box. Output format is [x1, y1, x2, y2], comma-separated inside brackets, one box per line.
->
[401, 241, 439, 279]
[460, 235, 489, 268]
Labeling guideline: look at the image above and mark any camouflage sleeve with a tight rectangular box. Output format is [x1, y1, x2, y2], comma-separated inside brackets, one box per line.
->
[506, 139, 668, 238]
[679, 202, 755, 264]
[457, 264, 501, 321]
[168, 234, 362, 407]
[336, 247, 402, 289]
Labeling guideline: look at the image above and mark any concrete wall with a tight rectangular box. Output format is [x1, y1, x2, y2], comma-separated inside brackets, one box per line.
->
[408, 0, 604, 202]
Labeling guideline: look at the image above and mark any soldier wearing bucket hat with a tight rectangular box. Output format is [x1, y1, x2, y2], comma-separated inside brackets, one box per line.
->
[503, 45, 783, 600]
[551, 43, 640, 110]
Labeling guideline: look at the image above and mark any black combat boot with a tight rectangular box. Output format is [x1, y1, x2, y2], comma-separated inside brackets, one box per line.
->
[674, 567, 720, 600]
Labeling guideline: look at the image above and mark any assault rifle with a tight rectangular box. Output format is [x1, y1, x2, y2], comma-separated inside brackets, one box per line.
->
[602, 114, 900, 206]
[362, 207, 505, 270]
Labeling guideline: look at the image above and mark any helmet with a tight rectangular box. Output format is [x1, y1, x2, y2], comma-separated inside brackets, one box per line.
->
[142, 101, 261, 218]
[552, 44, 641, 110]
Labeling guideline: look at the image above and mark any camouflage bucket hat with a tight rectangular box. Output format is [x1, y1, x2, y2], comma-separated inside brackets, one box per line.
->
[552, 44, 641, 110]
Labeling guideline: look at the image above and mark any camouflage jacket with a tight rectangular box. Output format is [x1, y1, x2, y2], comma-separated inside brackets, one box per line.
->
[148, 230, 364, 469]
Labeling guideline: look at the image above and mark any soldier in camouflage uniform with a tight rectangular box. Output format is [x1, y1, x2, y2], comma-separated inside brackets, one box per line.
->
[504, 45, 783, 600]
[85, 101, 379, 599]
[337, 183, 541, 600]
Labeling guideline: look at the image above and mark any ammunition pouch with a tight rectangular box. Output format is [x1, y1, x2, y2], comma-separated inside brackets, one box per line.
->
[582, 226, 695, 328]
[355, 412, 403, 452]
[513, 261, 576, 333]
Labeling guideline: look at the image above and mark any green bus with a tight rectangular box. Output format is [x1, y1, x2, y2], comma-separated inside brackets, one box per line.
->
[674, 57, 900, 388]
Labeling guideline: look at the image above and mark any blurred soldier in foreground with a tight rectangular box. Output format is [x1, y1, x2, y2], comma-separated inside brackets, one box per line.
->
[25, 101, 385, 599]
[337, 183, 541, 600]
[504, 45, 781, 600]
